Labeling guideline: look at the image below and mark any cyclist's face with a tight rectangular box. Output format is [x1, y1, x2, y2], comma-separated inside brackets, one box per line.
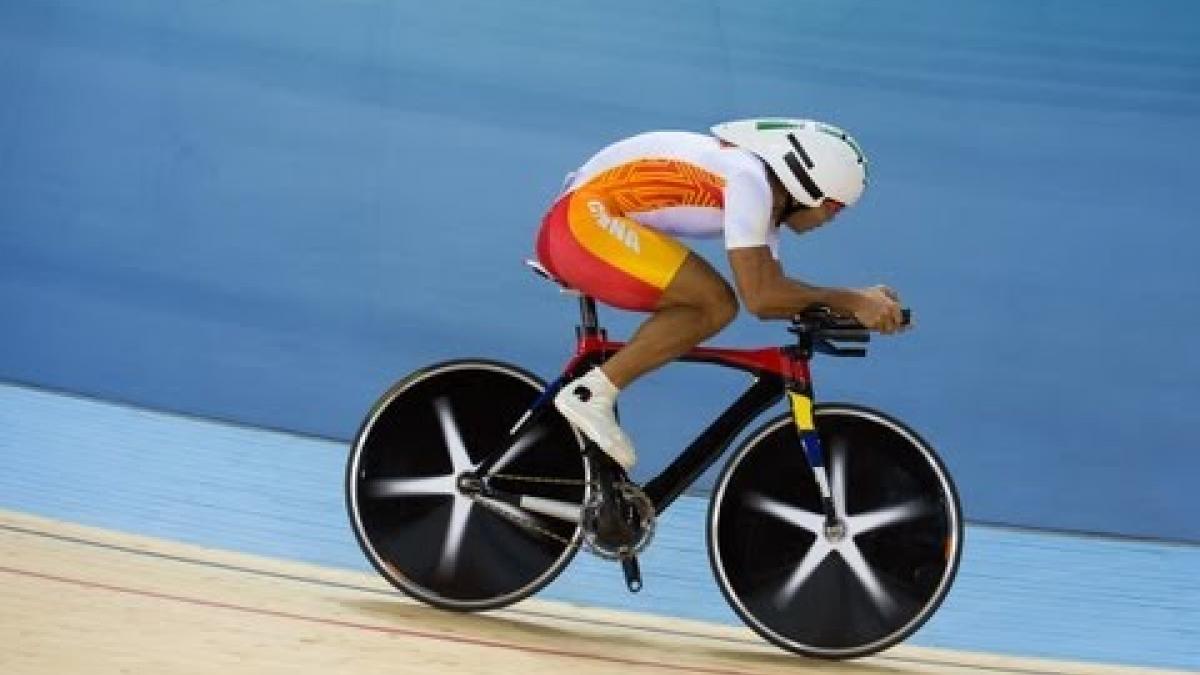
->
[782, 200, 844, 235]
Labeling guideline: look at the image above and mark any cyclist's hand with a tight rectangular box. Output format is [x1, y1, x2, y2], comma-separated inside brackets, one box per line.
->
[849, 286, 906, 334]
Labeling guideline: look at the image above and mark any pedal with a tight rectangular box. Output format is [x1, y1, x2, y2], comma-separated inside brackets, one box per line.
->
[621, 554, 643, 593]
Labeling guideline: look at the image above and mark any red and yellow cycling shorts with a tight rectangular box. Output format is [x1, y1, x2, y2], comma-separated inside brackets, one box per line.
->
[535, 182, 694, 313]
[535, 158, 720, 312]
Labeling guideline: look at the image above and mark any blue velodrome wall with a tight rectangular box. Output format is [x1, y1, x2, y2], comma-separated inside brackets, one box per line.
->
[2, 0, 1198, 541]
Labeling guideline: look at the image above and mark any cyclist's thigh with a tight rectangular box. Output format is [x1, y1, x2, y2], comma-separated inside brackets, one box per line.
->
[536, 191, 690, 312]
[656, 249, 736, 312]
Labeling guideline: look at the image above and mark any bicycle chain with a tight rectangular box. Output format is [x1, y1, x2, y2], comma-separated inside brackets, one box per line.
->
[477, 473, 655, 558]
[470, 494, 575, 546]
[488, 472, 596, 488]
[468, 472, 595, 547]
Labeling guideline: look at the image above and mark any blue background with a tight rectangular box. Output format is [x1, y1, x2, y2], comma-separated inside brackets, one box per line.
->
[2, 0, 1198, 541]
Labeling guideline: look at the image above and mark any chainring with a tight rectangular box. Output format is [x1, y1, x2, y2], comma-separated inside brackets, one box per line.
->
[580, 481, 656, 560]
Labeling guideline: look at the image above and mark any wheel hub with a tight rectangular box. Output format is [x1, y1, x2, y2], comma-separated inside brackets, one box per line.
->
[456, 473, 482, 495]
[824, 518, 847, 544]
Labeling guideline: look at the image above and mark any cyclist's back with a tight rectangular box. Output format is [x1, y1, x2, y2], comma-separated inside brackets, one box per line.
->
[561, 130, 780, 254]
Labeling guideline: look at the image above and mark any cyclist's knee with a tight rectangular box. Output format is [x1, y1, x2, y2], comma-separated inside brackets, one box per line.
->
[661, 255, 739, 333]
[704, 281, 739, 333]
[680, 278, 737, 337]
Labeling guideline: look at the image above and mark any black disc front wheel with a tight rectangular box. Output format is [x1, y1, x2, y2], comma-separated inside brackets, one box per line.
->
[346, 359, 588, 611]
[709, 405, 963, 659]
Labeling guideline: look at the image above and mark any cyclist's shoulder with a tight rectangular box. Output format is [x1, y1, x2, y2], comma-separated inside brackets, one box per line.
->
[598, 131, 764, 175]
[596, 129, 717, 156]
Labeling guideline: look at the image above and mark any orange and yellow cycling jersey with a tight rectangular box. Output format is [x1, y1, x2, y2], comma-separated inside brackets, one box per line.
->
[536, 131, 777, 311]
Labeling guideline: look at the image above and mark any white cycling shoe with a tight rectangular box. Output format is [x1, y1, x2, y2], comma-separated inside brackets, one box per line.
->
[554, 368, 637, 471]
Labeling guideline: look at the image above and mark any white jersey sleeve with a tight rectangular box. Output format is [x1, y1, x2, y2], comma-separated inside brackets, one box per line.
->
[721, 154, 778, 257]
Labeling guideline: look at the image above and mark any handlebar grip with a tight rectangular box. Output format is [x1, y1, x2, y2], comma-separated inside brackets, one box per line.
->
[794, 305, 913, 331]
[847, 308, 911, 330]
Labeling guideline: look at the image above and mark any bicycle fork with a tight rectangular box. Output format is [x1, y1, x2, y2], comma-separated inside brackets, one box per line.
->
[788, 388, 843, 538]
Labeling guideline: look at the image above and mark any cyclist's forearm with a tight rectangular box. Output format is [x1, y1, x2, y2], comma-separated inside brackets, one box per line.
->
[751, 278, 859, 320]
[729, 247, 860, 320]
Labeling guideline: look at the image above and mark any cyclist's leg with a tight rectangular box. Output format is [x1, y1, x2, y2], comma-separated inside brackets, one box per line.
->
[600, 253, 737, 388]
[536, 191, 736, 330]
[536, 191, 737, 468]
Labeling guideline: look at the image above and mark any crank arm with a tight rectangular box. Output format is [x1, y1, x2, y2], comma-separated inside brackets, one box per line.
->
[621, 554, 643, 593]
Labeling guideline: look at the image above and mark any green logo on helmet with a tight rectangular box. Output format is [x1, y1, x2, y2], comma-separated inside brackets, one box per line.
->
[755, 120, 801, 131]
[816, 124, 867, 167]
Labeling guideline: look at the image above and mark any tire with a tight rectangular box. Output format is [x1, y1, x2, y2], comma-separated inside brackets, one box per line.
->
[708, 404, 963, 659]
[346, 359, 588, 611]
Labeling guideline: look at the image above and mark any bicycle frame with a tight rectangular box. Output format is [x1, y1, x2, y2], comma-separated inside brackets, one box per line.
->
[349, 284, 955, 655]
[477, 296, 837, 519]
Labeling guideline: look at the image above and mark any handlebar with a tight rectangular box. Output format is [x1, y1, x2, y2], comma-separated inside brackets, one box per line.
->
[787, 305, 912, 358]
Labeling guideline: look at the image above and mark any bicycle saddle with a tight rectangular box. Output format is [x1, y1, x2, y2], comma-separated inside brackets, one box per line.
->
[525, 259, 582, 297]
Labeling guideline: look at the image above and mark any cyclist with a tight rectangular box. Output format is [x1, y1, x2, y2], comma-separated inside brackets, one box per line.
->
[535, 118, 905, 472]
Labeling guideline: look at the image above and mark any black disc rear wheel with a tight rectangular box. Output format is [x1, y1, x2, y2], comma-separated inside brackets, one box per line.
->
[346, 360, 588, 611]
[709, 405, 963, 659]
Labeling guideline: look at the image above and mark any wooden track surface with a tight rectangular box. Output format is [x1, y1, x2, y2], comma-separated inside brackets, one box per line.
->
[1, 510, 1186, 675]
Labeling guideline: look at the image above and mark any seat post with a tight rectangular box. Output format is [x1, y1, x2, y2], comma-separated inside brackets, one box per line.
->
[578, 296, 600, 337]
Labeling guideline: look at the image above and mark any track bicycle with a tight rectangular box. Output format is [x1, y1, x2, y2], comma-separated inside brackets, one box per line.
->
[346, 261, 963, 659]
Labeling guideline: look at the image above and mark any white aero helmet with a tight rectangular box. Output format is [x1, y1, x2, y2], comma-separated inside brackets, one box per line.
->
[711, 118, 868, 207]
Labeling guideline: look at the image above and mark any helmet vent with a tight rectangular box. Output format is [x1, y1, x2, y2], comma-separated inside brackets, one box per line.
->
[787, 134, 816, 170]
[784, 134, 824, 202]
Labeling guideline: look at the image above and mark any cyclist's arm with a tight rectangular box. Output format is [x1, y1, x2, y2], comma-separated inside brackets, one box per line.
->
[727, 246, 860, 320]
